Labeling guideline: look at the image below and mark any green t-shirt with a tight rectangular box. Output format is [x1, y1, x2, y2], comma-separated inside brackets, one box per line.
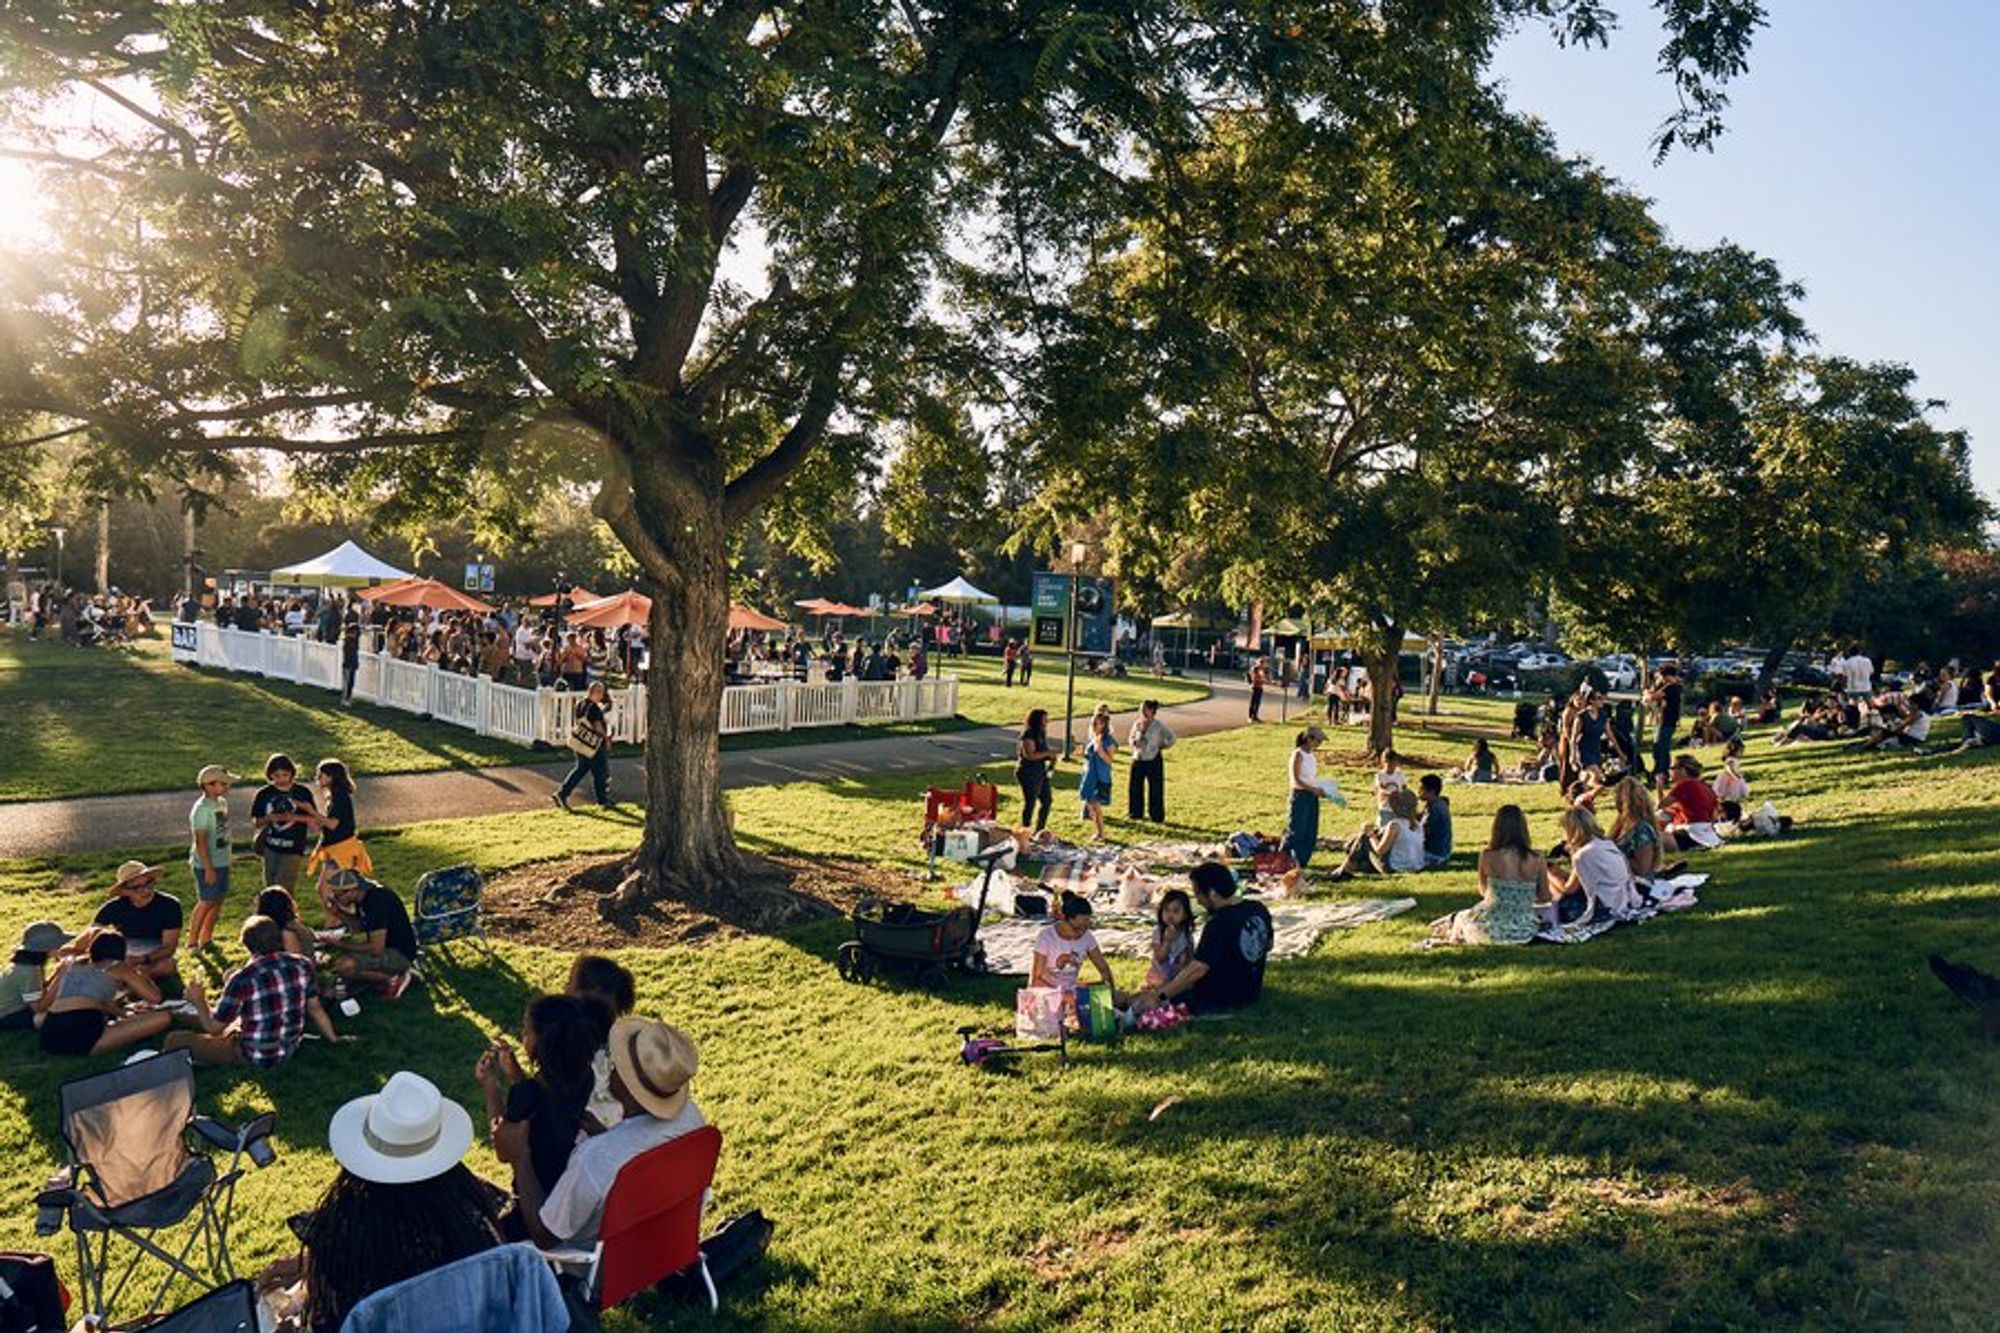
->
[0, 960, 40, 1020]
[190, 794, 231, 871]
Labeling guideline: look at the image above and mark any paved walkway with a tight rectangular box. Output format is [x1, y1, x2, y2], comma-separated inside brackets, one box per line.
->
[0, 677, 1260, 858]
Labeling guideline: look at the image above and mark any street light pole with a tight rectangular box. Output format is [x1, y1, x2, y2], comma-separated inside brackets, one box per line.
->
[1062, 542, 1086, 760]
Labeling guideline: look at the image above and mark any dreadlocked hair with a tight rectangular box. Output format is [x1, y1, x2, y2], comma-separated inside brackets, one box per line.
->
[303, 1165, 502, 1333]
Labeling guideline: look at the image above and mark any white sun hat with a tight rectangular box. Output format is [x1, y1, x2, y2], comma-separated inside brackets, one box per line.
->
[327, 1071, 475, 1185]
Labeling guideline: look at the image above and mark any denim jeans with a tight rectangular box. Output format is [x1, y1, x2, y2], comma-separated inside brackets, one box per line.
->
[559, 747, 610, 804]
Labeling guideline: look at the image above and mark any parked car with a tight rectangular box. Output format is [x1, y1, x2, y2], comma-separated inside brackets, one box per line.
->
[1594, 655, 1638, 689]
[1515, 652, 1570, 672]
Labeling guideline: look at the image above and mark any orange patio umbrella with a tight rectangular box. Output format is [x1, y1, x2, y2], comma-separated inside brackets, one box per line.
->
[528, 587, 598, 607]
[358, 577, 494, 614]
[729, 605, 788, 632]
[900, 601, 939, 617]
[566, 590, 652, 630]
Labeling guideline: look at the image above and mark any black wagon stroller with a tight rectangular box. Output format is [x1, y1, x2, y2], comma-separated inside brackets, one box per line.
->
[837, 843, 1012, 986]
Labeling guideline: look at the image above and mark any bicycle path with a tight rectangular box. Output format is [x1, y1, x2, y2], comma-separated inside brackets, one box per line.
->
[0, 677, 1261, 859]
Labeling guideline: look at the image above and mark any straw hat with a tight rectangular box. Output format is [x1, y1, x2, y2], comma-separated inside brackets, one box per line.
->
[196, 764, 239, 787]
[112, 860, 163, 892]
[608, 1019, 698, 1120]
[328, 1072, 474, 1185]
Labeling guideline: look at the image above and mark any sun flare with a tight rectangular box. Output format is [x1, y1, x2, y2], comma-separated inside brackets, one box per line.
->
[0, 156, 48, 250]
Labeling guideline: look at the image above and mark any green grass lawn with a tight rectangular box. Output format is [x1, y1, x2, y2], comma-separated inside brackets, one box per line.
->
[0, 633, 1207, 803]
[2, 701, 1996, 1329]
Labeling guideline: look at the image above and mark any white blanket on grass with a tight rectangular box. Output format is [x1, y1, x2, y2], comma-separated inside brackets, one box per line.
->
[978, 897, 1417, 976]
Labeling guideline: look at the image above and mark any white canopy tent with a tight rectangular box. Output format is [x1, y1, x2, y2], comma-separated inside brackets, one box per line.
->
[271, 540, 412, 588]
[918, 575, 999, 604]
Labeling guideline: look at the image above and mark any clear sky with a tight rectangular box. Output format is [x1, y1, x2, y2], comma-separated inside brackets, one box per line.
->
[1492, 0, 2000, 497]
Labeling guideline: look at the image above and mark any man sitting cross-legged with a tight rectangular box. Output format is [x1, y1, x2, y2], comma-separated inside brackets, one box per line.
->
[91, 860, 185, 984]
[167, 915, 348, 1067]
[323, 869, 419, 998]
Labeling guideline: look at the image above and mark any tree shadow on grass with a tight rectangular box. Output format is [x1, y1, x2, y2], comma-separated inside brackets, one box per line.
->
[1033, 972, 1990, 1330]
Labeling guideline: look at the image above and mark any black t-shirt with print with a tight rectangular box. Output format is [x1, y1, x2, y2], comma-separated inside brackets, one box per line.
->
[94, 892, 185, 944]
[1188, 898, 1273, 1012]
[252, 783, 319, 856]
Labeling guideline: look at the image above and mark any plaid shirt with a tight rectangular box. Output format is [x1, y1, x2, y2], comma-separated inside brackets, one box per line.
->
[213, 953, 318, 1067]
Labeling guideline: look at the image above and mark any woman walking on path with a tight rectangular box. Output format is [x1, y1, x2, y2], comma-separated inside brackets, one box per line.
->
[554, 680, 614, 812]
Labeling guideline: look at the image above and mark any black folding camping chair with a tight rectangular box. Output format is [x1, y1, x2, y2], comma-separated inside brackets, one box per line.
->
[147, 1279, 259, 1333]
[34, 1051, 276, 1326]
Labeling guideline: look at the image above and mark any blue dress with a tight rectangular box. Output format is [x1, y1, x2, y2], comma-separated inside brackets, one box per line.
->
[1079, 737, 1114, 805]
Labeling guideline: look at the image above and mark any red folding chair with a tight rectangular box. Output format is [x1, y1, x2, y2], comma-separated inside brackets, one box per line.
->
[550, 1125, 723, 1315]
[961, 779, 999, 823]
[923, 785, 967, 879]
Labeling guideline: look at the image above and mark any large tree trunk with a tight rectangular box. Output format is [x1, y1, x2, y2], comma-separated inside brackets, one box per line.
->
[182, 496, 199, 600]
[1425, 634, 1443, 717]
[1364, 624, 1402, 756]
[1754, 640, 1790, 695]
[602, 444, 746, 906]
[94, 503, 110, 594]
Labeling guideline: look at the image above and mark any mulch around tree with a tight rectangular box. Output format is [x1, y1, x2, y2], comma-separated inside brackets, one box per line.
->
[481, 852, 915, 952]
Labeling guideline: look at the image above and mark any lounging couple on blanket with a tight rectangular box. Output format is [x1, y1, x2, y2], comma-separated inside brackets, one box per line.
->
[1028, 864, 1271, 1021]
[1431, 806, 1669, 946]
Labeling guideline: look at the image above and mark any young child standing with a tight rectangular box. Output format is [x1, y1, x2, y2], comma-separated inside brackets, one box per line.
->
[187, 763, 237, 952]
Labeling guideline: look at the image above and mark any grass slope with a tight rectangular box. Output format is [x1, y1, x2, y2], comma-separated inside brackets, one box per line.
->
[0, 634, 1207, 803]
[0, 700, 1995, 1330]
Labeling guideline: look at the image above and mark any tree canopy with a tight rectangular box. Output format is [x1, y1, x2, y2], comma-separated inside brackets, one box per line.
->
[1, 0, 1779, 882]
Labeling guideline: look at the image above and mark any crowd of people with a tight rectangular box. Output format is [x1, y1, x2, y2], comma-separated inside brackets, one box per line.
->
[1013, 700, 1178, 840]
[187, 590, 648, 691]
[727, 626, 933, 684]
[18, 585, 154, 645]
[1, 751, 708, 1328]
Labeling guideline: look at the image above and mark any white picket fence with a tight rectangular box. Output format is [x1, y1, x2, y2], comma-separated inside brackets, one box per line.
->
[168, 621, 958, 748]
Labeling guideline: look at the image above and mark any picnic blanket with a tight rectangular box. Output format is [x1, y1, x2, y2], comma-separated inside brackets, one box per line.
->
[978, 897, 1417, 976]
[1414, 873, 1709, 949]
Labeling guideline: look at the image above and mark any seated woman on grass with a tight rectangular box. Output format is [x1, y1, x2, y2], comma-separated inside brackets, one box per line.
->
[1429, 806, 1545, 946]
[1775, 694, 1843, 747]
[1607, 778, 1673, 880]
[1543, 807, 1641, 925]
[36, 930, 174, 1057]
[1856, 688, 1935, 751]
[1327, 788, 1426, 882]
[1453, 738, 1499, 784]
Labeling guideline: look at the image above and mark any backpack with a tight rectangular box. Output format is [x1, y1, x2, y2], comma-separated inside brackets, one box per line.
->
[656, 1211, 776, 1304]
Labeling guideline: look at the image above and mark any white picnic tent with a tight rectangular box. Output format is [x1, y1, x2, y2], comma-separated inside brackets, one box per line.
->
[918, 575, 999, 604]
[271, 540, 412, 588]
